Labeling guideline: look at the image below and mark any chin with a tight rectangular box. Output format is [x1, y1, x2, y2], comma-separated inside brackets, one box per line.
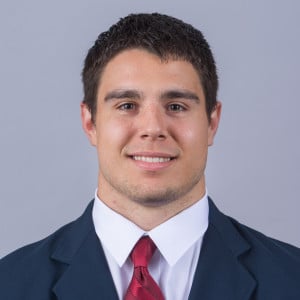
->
[129, 189, 181, 208]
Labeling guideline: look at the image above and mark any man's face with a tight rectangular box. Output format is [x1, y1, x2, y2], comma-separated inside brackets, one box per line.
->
[81, 49, 221, 209]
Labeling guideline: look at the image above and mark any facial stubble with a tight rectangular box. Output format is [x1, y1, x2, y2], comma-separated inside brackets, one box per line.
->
[99, 165, 206, 208]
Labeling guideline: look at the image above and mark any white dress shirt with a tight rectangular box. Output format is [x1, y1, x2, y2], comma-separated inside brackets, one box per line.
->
[92, 190, 209, 300]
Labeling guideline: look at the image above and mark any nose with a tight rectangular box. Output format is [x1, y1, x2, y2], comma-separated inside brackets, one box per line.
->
[138, 104, 167, 140]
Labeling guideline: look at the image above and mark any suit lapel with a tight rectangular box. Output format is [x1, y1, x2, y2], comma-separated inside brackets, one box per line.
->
[189, 199, 257, 300]
[47, 199, 257, 300]
[50, 202, 119, 300]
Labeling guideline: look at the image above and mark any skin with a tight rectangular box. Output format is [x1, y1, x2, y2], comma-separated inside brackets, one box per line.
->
[81, 48, 221, 230]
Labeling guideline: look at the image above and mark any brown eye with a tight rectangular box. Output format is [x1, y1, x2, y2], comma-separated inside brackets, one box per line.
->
[168, 103, 185, 111]
[119, 103, 136, 110]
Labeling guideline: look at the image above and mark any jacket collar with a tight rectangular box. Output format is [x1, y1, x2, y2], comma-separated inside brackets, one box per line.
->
[49, 199, 257, 300]
[189, 198, 257, 300]
[50, 201, 118, 300]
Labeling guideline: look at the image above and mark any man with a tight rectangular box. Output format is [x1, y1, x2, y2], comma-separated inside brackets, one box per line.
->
[0, 13, 299, 300]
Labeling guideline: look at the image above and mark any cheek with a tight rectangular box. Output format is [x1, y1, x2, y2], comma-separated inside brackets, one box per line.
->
[179, 122, 208, 149]
[96, 118, 132, 154]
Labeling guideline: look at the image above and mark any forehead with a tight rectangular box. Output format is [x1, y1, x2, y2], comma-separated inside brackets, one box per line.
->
[98, 48, 203, 94]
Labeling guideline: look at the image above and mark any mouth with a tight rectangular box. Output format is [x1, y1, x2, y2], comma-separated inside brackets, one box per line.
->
[128, 153, 177, 171]
[132, 156, 174, 163]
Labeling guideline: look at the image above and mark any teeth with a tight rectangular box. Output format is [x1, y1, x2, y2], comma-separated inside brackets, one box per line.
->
[133, 156, 171, 163]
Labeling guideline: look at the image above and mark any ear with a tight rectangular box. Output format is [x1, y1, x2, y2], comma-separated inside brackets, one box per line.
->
[208, 101, 222, 146]
[80, 102, 97, 146]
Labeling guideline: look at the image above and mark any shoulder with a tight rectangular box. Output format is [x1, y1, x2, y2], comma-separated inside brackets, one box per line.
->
[0, 221, 73, 298]
[226, 214, 300, 291]
[208, 198, 300, 262]
[208, 198, 300, 289]
[0, 218, 75, 269]
[230, 216, 300, 295]
[230, 216, 300, 259]
[231, 216, 300, 271]
[228, 214, 300, 259]
[0, 201, 94, 299]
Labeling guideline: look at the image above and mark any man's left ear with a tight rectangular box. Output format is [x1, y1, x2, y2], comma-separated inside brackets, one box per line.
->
[80, 102, 97, 146]
[208, 101, 222, 146]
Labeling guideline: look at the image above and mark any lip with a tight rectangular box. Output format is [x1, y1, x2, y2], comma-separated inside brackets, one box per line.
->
[129, 152, 176, 158]
[128, 152, 176, 171]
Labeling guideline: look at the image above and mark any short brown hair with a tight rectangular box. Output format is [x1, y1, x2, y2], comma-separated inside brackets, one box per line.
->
[82, 13, 218, 122]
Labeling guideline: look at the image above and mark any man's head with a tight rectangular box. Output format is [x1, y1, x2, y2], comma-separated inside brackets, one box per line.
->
[82, 13, 218, 123]
[81, 13, 221, 228]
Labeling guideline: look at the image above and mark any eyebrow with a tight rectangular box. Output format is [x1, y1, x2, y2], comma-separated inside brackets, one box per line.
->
[160, 89, 200, 103]
[104, 88, 200, 103]
[104, 89, 141, 102]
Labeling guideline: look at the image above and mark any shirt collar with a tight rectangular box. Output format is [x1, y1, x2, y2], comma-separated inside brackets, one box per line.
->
[92, 189, 209, 267]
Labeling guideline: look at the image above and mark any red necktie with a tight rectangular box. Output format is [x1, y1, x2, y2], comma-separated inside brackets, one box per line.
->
[124, 236, 165, 300]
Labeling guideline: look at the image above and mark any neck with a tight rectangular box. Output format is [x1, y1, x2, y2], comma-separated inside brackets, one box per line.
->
[97, 182, 206, 231]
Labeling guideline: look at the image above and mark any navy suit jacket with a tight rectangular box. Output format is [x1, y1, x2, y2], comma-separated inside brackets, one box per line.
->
[1, 199, 300, 299]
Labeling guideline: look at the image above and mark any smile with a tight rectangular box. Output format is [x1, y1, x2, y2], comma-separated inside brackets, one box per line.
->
[133, 156, 172, 163]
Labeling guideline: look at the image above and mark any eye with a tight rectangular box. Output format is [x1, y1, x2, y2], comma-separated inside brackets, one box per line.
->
[118, 102, 136, 110]
[167, 103, 186, 112]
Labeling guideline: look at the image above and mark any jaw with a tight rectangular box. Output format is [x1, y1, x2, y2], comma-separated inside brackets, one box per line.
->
[97, 169, 207, 231]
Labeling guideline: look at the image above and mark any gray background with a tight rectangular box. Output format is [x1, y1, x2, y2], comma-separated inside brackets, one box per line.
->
[0, 0, 299, 258]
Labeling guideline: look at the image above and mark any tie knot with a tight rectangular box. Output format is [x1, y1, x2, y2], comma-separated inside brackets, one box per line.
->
[130, 236, 156, 268]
